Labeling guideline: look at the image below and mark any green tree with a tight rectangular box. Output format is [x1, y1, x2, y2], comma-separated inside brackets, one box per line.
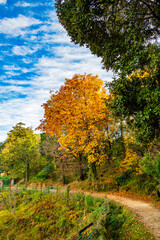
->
[0, 142, 5, 172]
[108, 68, 160, 143]
[55, 0, 160, 74]
[1, 123, 41, 187]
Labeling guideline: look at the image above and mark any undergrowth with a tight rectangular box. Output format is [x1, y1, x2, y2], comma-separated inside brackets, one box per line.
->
[0, 188, 155, 240]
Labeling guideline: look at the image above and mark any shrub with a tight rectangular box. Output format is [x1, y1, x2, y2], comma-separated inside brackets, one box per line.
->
[140, 153, 160, 184]
[36, 162, 54, 181]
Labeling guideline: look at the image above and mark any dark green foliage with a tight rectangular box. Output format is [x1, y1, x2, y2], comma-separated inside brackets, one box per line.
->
[0, 142, 4, 151]
[55, 0, 160, 74]
[108, 67, 160, 143]
[36, 161, 54, 180]
[84, 194, 96, 212]
[111, 136, 125, 166]
[0, 175, 10, 186]
[140, 153, 160, 184]
[0, 143, 5, 171]
[114, 169, 133, 187]
[0, 176, 10, 181]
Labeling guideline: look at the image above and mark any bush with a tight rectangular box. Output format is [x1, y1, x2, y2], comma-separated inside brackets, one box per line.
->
[114, 169, 133, 186]
[36, 162, 54, 181]
[0, 176, 10, 181]
[0, 175, 10, 186]
[140, 152, 160, 184]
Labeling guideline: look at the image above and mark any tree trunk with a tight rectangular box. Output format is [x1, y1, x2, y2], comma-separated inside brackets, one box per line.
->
[120, 118, 126, 159]
[106, 123, 112, 165]
[91, 162, 98, 180]
[25, 160, 28, 188]
[107, 139, 112, 166]
[10, 167, 13, 189]
[60, 158, 66, 184]
[79, 153, 85, 181]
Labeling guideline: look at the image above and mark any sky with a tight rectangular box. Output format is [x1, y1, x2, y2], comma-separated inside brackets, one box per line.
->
[0, 0, 113, 142]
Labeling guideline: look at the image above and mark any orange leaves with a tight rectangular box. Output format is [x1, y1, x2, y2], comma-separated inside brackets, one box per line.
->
[38, 74, 114, 164]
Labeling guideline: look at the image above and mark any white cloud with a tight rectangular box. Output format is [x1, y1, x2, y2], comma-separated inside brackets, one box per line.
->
[12, 45, 40, 56]
[52, 46, 94, 61]
[32, 44, 113, 91]
[2, 79, 31, 85]
[0, 98, 44, 141]
[41, 33, 72, 45]
[25, 18, 65, 36]
[0, 14, 41, 36]
[0, 0, 7, 4]
[0, 132, 8, 142]
[3, 65, 21, 71]
[0, 85, 32, 95]
[0, 87, 50, 141]
[15, 1, 40, 7]
[22, 58, 32, 64]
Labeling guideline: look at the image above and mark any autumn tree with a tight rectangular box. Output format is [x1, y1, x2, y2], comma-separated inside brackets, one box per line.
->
[38, 74, 116, 180]
[1, 123, 41, 187]
[55, 0, 160, 75]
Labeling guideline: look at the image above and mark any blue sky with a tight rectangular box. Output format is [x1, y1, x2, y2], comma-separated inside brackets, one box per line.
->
[0, 0, 113, 142]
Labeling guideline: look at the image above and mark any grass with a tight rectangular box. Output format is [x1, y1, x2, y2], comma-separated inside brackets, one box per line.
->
[109, 201, 155, 240]
[0, 188, 155, 240]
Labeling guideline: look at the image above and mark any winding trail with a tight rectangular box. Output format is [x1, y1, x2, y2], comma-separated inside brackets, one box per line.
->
[108, 194, 160, 240]
[27, 185, 160, 239]
[80, 191, 160, 240]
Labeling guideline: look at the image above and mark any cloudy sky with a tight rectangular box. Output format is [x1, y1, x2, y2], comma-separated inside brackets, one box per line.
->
[0, 0, 113, 142]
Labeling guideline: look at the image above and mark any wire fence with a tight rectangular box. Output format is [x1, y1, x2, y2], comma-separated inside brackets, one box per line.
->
[73, 194, 112, 240]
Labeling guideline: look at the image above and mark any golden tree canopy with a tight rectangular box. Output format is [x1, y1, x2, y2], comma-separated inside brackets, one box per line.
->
[38, 74, 115, 164]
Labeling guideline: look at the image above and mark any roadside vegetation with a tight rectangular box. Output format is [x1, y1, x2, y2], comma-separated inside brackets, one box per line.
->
[0, 189, 155, 240]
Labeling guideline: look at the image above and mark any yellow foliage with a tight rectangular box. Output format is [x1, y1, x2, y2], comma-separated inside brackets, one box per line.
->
[38, 74, 116, 164]
[128, 69, 151, 81]
[120, 129, 140, 173]
[120, 148, 139, 172]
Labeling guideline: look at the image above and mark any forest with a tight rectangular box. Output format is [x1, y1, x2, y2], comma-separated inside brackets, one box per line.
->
[0, 71, 160, 197]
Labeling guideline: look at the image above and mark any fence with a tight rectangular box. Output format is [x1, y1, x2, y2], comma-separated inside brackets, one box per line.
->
[74, 194, 112, 240]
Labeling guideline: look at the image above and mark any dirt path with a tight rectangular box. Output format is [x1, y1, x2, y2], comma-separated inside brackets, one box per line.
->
[79, 191, 160, 240]
[27, 185, 160, 239]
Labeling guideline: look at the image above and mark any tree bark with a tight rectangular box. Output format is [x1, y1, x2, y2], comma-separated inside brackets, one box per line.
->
[120, 118, 126, 159]
[60, 158, 66, 184]
[79, 153, 85, 181]
[25, 160, 29, 188]
[106, 123, 112, 165]
[91, 162, 98, 180]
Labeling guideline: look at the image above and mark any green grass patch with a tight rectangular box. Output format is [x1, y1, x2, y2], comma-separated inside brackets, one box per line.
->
[108, 201, 155, 240]
[0, 189, 155, 240]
